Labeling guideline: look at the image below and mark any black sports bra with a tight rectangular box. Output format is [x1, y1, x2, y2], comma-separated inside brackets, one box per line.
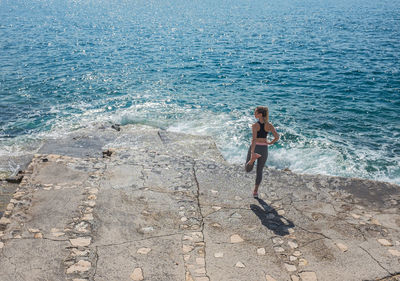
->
[256, 121, 268, 138]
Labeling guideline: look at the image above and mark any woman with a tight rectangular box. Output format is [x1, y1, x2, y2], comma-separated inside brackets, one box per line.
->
[245, 106, 279, 198]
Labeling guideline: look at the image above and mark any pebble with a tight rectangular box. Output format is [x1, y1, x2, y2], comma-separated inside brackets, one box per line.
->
[195, 268, 206, 274]
[137, 248, 151, 255]
[230, 212, 242, 219]
[28, 228, 40, 233]
[377, 239, 392, 246]
[214, 252, 224, 258]
[284, 263, 297, 272]
[66, 260, 91, 274]
[388, 249, 400, 257]
[130, 267, 144, 281]
[87, 194, 96, 200]
[235, 261, 245, 268]
[336, 242, 348, 252]
[291, 276, 300, 281]
[196, 257, 205, 265]
[34, 233, 43, 239]
[71, 249, 89, 257]
[351, 213, 361, 219]
[274, 247, 285, 253]
[299, 271, 318, 281]
[277, 210, 285, 215]
[210, 190, 218, 194]
[0, 217, 11, 225]
[265, 275, 277, 281]
[272, 237, 284, 244]
[82, 213, 94, 221]
[140, 226, 154, 233]
[299, 258, 308, 266]
[288, 241, 298, 249]
[370, 218, 381, 225]
[70, 237, 91, 247]
[257, 248, 266, 255]
[211, 223, 221, 228]
[183, 245, 194, 253]
[184, 255, 190, 261]
[289, 256, 297, 261]
[212, 206, 222, 211]
[181, 217, 188, 222]
[230, 234, 244, 243]
[234, 196, 242, 201]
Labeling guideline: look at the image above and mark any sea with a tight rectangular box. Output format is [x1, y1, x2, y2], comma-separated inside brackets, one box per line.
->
[1, 0, 399, 184]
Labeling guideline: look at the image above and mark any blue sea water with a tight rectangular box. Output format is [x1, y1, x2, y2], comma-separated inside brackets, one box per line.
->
[1, 0, 399, 184]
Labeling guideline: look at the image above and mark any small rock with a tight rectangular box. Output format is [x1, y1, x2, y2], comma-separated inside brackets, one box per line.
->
[211, 223, 221, 228]
[182, 245, 194, 253]
[230, 212, 242, 219]
[6, 203, 14, 211]
[71, 249, 89, 257]
[230, 234, 244, 243]
[87, 194, 96, 200]
[265, 275, 277, 281]
[214, 252, 223, 258]
[191, 232, 203, 241]
[195, 268, 206, 274]
[137, 248, 151, 255]
[183, 235, 193, 241]
[0, 217, 11, 225]
[288, 228, 295, 234]
[299, 258, 308, 266]
[130, 267, 144, 281]
[284, 263, 296, 272]
[70, 237, 91, 247]
[277, 210, 285, 215]
[257, 248, 266, 255]
[388, 249, 400, 257]
[82, 213, 93, 221]
[140, 226, 154, 233]
[181, 217, 188, 222]
[289, 256, 297, 261]
[212, 206, 222, 211]
[272, 237, 284, 244]
[72, 279, 88, 281]
[291, 275, 300, 281]
[336, 242, 348, 252]
[377, 239, 392, 246]
[299, 271, 317, 281]
[370, 218, 381, 225]
[288, 241, 298, 249]
[274, 247, 285, 253]
[351, 213, 361, 219]
[211, 190, 218, 194]
[88, 188, 98, 194]
[28, 228, 40, 233]
[184, 254, 190, 261]
[66, 260, 91, 274]
[34, 233, 43, 239]
[234, 196, 242, 201]
[235, 261, 245, 268]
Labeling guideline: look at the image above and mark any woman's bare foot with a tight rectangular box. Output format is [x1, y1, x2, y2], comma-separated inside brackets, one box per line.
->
[247, 153, 261, 166]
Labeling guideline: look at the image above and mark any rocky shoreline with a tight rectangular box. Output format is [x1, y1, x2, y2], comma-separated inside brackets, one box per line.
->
[0, 124, 399, 281]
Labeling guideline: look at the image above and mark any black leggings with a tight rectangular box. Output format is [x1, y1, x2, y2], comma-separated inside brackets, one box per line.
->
[245, 145, 268, 186]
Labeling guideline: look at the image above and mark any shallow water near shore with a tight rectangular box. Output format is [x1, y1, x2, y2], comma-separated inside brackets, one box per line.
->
[1, 0, 399, 183]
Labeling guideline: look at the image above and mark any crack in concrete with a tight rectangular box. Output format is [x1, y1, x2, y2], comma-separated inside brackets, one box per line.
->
[93, 245, 99, 280]
[2, 237, 69, 242]
[359, 245, 391, 276]
[95, 232, 183, 248]
[192, 163, 210, 280]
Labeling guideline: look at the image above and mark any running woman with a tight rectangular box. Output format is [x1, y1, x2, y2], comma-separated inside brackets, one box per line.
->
[245, 106, 279, 198]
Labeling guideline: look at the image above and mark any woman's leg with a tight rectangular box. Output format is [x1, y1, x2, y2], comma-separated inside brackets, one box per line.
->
[245, 146, 254, 172]
[254, 146, 268, 194]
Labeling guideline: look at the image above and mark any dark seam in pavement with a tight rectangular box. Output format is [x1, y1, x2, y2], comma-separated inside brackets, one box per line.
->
[95, 232, 184, 248]
[93, 245, 99, 280]
[359, 245, 391, 275]
[2, 237, 69, 242]
[374, 273, 400, 281]
[300, 237, 326, 248]
[295, 225, 332, 240]
[192, 162, 210, 280]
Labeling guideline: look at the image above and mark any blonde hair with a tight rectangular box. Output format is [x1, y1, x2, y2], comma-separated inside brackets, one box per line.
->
[256, 106, 269, 124]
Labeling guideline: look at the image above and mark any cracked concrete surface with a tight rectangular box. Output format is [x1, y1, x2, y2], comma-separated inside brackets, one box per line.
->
[0, 124, 399, 281]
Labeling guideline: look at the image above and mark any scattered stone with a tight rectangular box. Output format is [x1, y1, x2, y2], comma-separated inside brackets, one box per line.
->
[284, 263, 296, 272]
[137, 248, 151, 255]
[28, 228, 40, 233]
[370, 218, 381, 225]
[299, 271, 317, 281]
[351, 213, 361, 219]
[130, 267, 144, 281]
[183, 235, 193, 241]
[195, 268, 206, 274]
[88, 188, 98, 194]
[299, 258, 308, 266]
[82, 213, 94, 221]
[71, 249, 89, 257]
[88, 194, 96, 200]
[257, 248, 266, 255]
[277, 210, 285, 215]
[235, 261, 245, 268]
[191, 232, 203, 241]
[388, 249, 400, 257]
[214, 252, 223, 258]
[272, 237, 284, 244]
[377, 239, 392, 246]
[184, 255, 190, 261]
[289, 256, 297, 261]
[211, 223, 221, 228]
[234, 196, 242, 201]
[181, 217, 188, 222]
[265, 275, 277, 281]
[6, 203, 14, 211]
[66, 260, 91, 274]
[291, 275, 300, 281]
[140, 226, 154, 233]
[336, 242, 348, 252]
[211, 190, 218, 194]
[274, 247, 285, 253]
[212, 206, 222, 211]
[288, 241, 298, 249]
[288, 228, 295, 234]
[183, 245, 194, 253]
[75, 222, 89, 233]
[70, 237, 91, 247]
[0, 217, 11, 225]
[34, 233, 43, 239]
[195, 278, 209, 281]
[230, 234, 244, 243]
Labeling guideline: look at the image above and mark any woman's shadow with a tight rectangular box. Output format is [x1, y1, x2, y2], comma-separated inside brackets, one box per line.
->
[250, 198, 295, 236]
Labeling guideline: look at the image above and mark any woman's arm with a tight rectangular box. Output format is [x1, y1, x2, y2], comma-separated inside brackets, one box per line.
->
[250, 123, 259, 154]
[266, 123, 279, 145]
